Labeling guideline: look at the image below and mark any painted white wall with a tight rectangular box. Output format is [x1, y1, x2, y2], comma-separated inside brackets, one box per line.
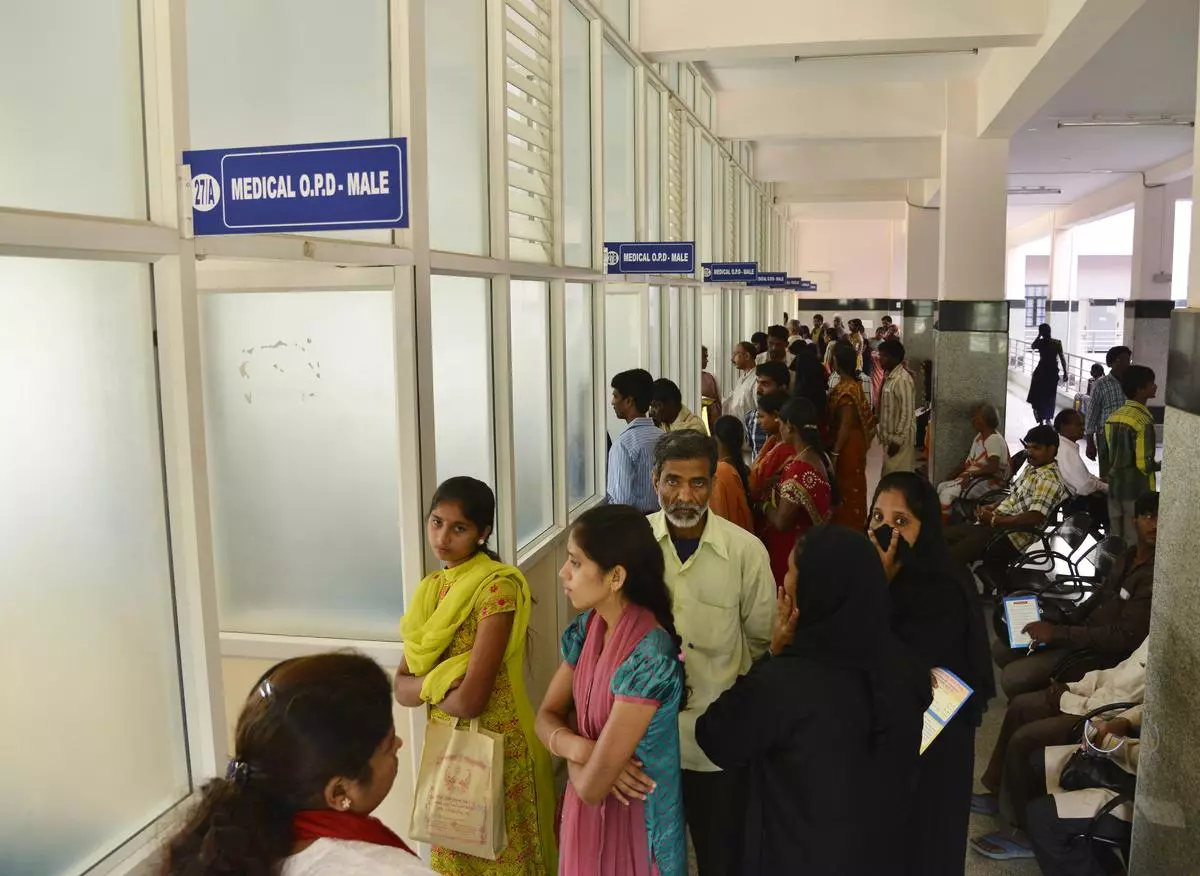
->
[1077, 254, 1132, 298]
[795, 218, 897, 298]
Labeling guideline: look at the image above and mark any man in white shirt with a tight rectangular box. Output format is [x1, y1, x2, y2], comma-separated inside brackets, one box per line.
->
[786, 319, 804, 345]
[648, 430, 775, 875]
[1054, 408, 1108, 523]
[754, 324, 795, 368]
[721, 341, 759, 424]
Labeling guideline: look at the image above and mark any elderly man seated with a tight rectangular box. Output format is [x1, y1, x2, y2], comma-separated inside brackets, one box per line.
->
[936, 403, 1011, 520]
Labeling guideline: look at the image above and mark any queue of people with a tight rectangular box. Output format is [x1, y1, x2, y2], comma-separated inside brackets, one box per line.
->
[157, 325, 1159, 876]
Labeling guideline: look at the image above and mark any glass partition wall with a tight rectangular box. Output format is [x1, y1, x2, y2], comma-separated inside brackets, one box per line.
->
[0, 1, 788, 871]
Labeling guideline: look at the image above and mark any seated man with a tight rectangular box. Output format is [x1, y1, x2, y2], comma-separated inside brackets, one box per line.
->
[969, 639, 1148, 861]
[945, 425, 1068, 573]
[990, 491, 1157, 699]
[936, 402, 1010, 520]
[1054, 408, 1108, 525]
[650, 377, 707, 434]
[1025, 707, 1141, 875]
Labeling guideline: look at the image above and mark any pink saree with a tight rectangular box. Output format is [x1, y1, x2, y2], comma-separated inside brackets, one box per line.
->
[559, 605, 660, 876]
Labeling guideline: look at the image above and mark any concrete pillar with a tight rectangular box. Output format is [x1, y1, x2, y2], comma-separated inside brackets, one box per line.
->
[930, 80, 1010, 482]
[1127, 47, 1200, 869]
[1124, 184, 1176, 432]
[1048, 226, 1077, 353]
[903, 203, 940, 404]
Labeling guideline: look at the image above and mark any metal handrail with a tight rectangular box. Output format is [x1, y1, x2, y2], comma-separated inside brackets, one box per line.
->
[1008, 338, 1104, 397]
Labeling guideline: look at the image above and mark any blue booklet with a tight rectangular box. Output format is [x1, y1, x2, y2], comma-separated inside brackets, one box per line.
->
[1003, 595, 1042, 649]
[921, 668, 973, 754]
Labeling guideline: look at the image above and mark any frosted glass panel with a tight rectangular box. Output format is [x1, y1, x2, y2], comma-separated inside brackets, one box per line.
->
[562, 5, 593, 267]
[648, 285, 663, 377]
[510, 281, 553, 546]
[0, 258, 189, 874]
[431, 276, 495, 487]
[200, 291, 404, 640]
[187, 0, 390, 242]
[1, 2, 145, 218]
[603, 43, 636, 242]
[603, 0, 631, 38]
[668, 286, 682, 382]
[646, 87, 662, 242]
[743, 292, 757, 338]
[698, 138, 714, 264]
[427, 0, 489, 254]
[605, 291, 642, 443]
[565, 284, 596, 506]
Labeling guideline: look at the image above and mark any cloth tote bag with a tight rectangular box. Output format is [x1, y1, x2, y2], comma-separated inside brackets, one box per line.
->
[410, 717, 507, 859]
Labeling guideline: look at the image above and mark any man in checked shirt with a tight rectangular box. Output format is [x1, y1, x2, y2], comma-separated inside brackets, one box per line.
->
[1084, 345, 1132, 474]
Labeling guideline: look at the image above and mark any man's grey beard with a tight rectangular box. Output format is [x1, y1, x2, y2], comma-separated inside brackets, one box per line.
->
[663, 502, 706, 528]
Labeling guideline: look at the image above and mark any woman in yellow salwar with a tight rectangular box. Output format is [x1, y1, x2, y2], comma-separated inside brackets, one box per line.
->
[395, 477, 557, 875]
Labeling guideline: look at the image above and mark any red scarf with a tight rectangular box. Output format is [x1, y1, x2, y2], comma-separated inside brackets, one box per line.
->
[292, 810, 415, 855]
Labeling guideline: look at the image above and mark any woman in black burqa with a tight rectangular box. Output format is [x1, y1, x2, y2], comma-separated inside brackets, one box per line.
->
[695, 525, 929, 875]
[868, 471, 996, 875]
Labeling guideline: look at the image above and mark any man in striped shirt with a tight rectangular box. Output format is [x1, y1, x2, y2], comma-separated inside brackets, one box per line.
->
[1084, 345, 1132, 474]
[877, 338, 916, 475]
[1104, 365, 1159, 542]
[606, 368, 663, 513]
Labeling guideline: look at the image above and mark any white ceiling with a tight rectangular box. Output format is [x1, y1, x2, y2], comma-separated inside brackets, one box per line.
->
[703, 0, 1198, 216]
[1006, 0, 1198, 205]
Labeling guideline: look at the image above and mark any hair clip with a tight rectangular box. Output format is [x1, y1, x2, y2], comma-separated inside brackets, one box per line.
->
[225, 759, 252, 786]
[677, 649, 686, 664]
[257, 679, 274, 699]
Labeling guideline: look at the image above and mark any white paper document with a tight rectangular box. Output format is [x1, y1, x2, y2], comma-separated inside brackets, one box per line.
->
[921, 668, 974, 755]
[1004, 595, 1042, 649]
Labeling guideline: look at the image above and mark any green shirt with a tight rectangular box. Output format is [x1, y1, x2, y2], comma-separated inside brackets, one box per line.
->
[1104, 400, 1158, 501]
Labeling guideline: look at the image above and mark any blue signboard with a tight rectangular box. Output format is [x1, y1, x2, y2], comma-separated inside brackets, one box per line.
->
[605, 241, 695, 274]
[183, 137, 409, 235]
[759, 271, 786, 284]
[785, 277, 804, 289]
[801, 280, 818, 291]
[701, 262, 757, 282]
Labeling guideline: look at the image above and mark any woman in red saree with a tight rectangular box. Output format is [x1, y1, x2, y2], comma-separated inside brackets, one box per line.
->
[760, 398, 835, 586]
[827, 343, 876, 531]
[536, 505, 686, 876]
[747, 390, 794, 510]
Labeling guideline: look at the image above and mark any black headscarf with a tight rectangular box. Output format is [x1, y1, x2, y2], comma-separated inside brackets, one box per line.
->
[786, 525, 930, 765]
[786, 525, 889, 671]
[870, 472, 997, 714]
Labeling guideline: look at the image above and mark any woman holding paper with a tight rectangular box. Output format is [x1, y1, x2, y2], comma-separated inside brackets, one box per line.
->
[395, 477, 557, 875]
[536, 505, 687, 876]
[868, 472, 991, 876]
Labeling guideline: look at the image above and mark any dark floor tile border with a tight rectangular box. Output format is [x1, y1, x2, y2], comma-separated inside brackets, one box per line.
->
[792, 298, 903, 311]
[1127, 300, 1177, 319]
[902, 300, 935, 317]
[935, 300, 1010, 333]
[1048, 300, 1080, 313]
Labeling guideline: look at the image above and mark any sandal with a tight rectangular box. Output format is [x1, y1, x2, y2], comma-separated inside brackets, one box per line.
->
[970, 833, 1035, 860]
[970, 793, 999, 816]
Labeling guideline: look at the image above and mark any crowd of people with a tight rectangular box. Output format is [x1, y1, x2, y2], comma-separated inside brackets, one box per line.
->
[158, 320, 1160, 876]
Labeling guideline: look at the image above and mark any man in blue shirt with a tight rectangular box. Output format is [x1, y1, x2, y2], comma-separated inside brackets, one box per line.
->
[606, 368, 663, 513]
[743, 360, 791, 460]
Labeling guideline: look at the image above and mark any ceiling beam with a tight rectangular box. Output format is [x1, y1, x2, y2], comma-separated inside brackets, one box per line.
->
[640, 0, 1044, 63]
[787, 202, 908, 221]
[718, 82, 946, 140]
[755, 138, 941, 183]
[977, 0, 1148, 137]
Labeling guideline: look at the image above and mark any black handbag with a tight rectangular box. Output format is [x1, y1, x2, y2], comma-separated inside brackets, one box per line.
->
[1059, 749, 1137, 797]
[1059, 701, 1139, 797]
